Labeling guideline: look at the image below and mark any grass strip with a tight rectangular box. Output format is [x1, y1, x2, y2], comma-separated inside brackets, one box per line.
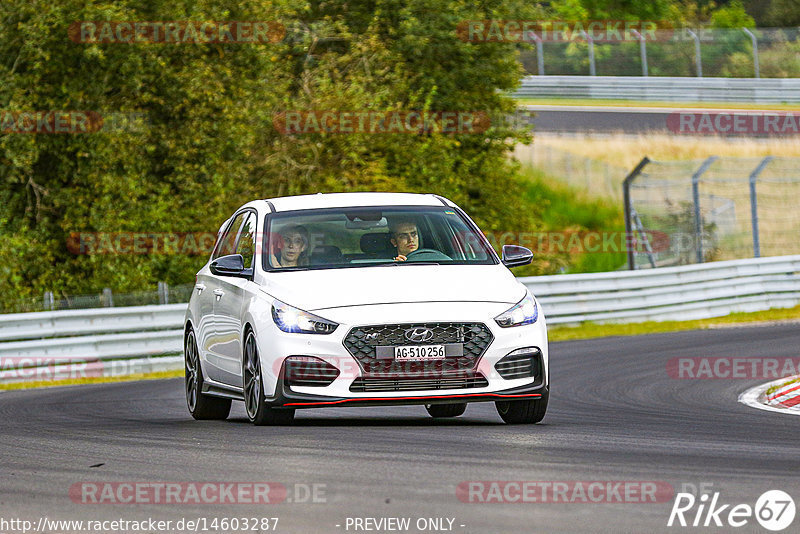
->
[549, 304, 800, 342]
[0, 369, 183, 391]
[516, 98, 800, 111]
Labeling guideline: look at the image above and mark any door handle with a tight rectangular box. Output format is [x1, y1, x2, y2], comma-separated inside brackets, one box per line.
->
[195, 283, 206, 294]
[213, 289, 225, 300]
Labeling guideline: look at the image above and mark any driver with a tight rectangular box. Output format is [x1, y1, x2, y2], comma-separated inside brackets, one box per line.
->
[388, 218, 419, 261]
[270, 224, 310, 268]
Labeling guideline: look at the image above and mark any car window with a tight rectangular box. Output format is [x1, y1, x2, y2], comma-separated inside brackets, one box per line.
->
[444, 215, 492, 261]
[212, 212, 246, 261]
[235, 212, 257, 269]
[264, 206, 496, 270]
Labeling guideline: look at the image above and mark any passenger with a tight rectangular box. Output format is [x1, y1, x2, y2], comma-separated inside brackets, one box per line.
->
[388, 218, 420, 261]
[271, 224, 310, 268]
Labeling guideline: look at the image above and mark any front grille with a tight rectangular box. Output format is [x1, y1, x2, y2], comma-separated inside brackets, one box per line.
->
[350, 372, 489, 392]
[343, 322, 493, 376]
[495, 348, 541, 380]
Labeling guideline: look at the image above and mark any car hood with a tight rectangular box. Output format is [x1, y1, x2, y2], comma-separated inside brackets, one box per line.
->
[258, 264, 526, 312]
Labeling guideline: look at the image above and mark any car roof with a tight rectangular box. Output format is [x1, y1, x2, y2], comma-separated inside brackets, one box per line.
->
[258, 192, 452, 213]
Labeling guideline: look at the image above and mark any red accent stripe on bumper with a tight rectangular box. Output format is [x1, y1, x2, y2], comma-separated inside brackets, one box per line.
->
[284, 392, 542, 407]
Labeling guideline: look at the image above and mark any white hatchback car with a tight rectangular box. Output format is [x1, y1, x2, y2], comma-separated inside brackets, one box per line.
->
[184, 192, 549, 425]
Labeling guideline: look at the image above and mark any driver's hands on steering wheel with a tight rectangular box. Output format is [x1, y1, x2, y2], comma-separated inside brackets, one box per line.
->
[394, 255, 407, 261]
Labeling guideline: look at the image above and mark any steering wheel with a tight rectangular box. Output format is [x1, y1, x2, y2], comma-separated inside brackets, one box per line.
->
[404, 248, 452, 262]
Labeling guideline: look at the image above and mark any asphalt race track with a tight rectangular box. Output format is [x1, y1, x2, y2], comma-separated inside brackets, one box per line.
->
[526, 105, 675, 134]
[523, 105, 781, 136]
[2, 324, 800, 533]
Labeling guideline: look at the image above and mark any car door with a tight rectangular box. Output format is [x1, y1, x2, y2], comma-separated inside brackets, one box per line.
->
[203, 212, 246, 384]
[194, 218, 231, 378]
[212, 210, 258, 387]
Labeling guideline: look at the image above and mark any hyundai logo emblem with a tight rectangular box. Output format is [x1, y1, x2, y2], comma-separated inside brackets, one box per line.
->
[404, 327, 434, 343]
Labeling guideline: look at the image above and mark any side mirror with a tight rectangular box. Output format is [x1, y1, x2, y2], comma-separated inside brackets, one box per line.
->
[210, 254, 251, 278]
[502, 245, 533, 268]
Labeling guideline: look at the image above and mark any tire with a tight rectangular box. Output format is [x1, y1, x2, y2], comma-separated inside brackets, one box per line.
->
[185, 328, 231, 420]
[425, 403, 467, 418]
[243, 330, 295, 426]
[495, 391, 548, 424]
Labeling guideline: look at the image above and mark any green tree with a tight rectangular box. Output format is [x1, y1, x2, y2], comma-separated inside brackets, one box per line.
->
[765, 0, 800, 26]
[0, 0, 548, 310]
[710, 0, 756, 27]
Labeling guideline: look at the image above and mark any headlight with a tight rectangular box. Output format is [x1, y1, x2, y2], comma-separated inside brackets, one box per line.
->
[494, 293, 538, 328]
[272, 300, 338, 334]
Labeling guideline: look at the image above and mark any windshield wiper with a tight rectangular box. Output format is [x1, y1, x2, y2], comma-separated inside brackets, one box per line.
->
[382, 261, 441, 266]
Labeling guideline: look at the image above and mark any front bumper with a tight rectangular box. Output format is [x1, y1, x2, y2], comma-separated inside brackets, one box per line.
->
[255, 300, 549, 404]
[265, 372, 548, 409]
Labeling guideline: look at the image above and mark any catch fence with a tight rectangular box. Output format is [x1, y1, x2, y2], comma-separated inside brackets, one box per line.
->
[624, 156, 800, 268]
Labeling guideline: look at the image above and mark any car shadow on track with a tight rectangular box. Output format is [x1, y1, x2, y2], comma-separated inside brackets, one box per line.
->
[223, 416, 503, 427]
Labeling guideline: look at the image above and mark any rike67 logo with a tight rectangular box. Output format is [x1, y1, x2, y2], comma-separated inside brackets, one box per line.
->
[668, 490, 795, 531]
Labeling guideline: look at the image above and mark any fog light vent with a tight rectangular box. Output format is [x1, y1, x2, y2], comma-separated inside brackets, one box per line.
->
[284, 356, 339, 387]
[495, 347, 540, 380]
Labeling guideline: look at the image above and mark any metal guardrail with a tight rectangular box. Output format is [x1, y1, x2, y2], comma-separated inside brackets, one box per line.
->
[521, 255, 800, 324]
[0, 304, 186, 383]
[0, 304, 187, 342]
[513, 76, 800, 103]
[1, 255, 799, 382]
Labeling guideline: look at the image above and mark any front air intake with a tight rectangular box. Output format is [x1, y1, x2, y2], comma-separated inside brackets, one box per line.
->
[284, 356, 340, 387]
[350, 372, 489, 392]
[494, 348, 541, 380]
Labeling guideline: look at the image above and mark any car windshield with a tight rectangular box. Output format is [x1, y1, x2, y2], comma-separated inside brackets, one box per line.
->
[263, 206, 497, 270]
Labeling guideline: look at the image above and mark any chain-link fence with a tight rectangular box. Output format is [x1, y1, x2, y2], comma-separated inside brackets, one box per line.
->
[624, 156, 800, 269]
[513, 144, 800, 269]
[514, 142, 626, 198]
[2, 282, 194, 314]
[518, 27, 800, 78]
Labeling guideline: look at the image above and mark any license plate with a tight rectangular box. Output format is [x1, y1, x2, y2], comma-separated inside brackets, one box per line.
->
[394, 345, 446, 361]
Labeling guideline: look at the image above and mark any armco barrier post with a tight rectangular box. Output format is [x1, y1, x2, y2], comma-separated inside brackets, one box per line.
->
[742, 28, 759, 79]
[529, 32, 544, 75]
[102, 287, 114, 307]
[623, 157, 651, 270]
[158, 281, 169, 305]
[691, 156, 719, 263]
[631, 30, 648, 77]
[687, 30, 703, 77]
[749, 156, 773, 258]
[579, 31, 596, 76]
[43, 291, 54, 311]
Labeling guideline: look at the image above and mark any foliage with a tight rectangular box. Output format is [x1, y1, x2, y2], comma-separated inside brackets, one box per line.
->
[513, 167, 627, 275]
[721, 34, 800, 77]
[709, 0, 756, 28]
[1, 0, 782, 310]
[649, 200, 719, 265]
[0, 0, 544, 308]
[764, 0, 800, 27]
